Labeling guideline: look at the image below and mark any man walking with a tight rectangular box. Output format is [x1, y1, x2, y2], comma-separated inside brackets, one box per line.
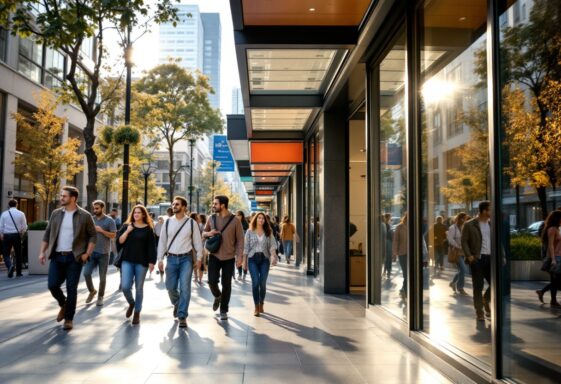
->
[203, 195, 244, 320]
[83, 200, 116, 306]
[157, 196, 203, 328]
[461, 201, 492, 321]
[0, 199, 27, 278]
[39, 186, 96, 330]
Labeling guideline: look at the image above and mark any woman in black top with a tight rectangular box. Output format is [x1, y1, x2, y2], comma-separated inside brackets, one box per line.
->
[117, 205, 156, 324]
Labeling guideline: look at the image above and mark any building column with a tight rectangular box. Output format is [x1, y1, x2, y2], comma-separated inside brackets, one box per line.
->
[2, 94, 18, 209]
[319, 108, 348, 294]
[295, 164, 304, 267]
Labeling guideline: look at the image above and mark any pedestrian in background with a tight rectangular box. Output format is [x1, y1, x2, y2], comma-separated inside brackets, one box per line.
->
[235, 210, 249, 281]
[243, 212, 277, 316]
[84, 200, 116, 306]
[39, 186, 96, 331]
[117, 205, 156, 325]
[280, 216, 296, 265]
[447, 212, 468, 296]
[541, 210, 561, 307]
[0, 199, 27, 278]
[392, 212, 408, 299]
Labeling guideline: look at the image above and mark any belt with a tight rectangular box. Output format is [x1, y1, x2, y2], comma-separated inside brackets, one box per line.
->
[168, 251, 192, 257]
[480, 254, 491, 257]
[55, 251, 73, 256]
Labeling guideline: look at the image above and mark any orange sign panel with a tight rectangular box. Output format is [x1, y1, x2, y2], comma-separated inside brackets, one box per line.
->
[250, 142, 303, 163]
[255, 190, 274, 195]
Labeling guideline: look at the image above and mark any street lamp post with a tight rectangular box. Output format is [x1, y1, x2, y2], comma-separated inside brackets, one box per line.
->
[196, 187, 201, 213]
[141, 162, 154, 207]
[121, 23, 133, 223]
[188, 138, 195, 208]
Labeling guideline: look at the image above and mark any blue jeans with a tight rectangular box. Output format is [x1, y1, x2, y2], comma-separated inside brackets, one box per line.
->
[48, 253, 83, 320]
[83, 252, 109, 297]
[283, 240, 293, 260]
[248, 253, 270, 305]
[121, 261, 148, 313]
[451, 256, 467, 290]
[165, 255, 193, 319]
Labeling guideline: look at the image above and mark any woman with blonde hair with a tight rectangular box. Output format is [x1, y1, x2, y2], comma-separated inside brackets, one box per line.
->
[243, 213, 277, 316]
[117, 205, 156, 324]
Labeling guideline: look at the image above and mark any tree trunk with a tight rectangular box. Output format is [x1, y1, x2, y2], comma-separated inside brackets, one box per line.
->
[537, 186, 548, 220]
[168, 145, 175, 201]
[83, 119, 98, 210]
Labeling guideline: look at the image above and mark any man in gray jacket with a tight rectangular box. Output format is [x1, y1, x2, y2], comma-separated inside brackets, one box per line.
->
[461, 201, 492, 321]
[39, 186, 96, 330]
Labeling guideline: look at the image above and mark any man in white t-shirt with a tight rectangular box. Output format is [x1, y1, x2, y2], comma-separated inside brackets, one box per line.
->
[0, 199, 27, 278]
[461, 201, 492, 321]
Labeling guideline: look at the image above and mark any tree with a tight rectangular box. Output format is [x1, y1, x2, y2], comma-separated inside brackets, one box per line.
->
[96, 125, 166, 208]
[12, 92, 82, 218]
[0, 0, 179, 208]
[441, 108, 489, 213]
[134, 62, 223, 201]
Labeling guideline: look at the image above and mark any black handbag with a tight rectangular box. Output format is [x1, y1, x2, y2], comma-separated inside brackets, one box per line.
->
[205, 215, 235, 254]
[541, 257, 552, 272]
[550, 261, 561, 275]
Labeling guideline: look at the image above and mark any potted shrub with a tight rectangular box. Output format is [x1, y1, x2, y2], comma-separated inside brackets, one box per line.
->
[510, 234, 546, 280]
[27, 220, 49, 275]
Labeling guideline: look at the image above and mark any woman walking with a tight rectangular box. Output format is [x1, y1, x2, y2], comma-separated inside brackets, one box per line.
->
[243, 213, 277, 316]
[190, 212, 205, 284]
[236, 211, 249, 281]
[117, 205, 156, 324]
[542, 211, 561, 307]
[280, 216, 296, 265]
[447, 212, 469, 295]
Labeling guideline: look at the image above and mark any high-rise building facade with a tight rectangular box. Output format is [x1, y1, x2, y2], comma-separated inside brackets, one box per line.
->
[201, 13, 221, 110]
[231, 87, 243, 114]
[158, 4, 204, 71]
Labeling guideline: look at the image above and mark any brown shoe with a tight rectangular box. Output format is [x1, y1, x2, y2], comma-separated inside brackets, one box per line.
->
[254, 306, 260, 317]
[126, 303, 135, 318]
[132, 312, 140, 325]
[56, 304, 66, 322]
[63, 320, 73, 330]
[259, 303, 264, 314]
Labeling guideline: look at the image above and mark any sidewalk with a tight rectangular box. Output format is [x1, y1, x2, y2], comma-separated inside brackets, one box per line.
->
[0, 263, 452, 384]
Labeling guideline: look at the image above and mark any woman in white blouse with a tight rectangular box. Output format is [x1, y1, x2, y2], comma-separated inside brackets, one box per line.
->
[243, 213, 277, 316]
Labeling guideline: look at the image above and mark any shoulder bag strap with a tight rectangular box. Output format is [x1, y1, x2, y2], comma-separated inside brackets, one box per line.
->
[164, 218, 189, 256]
[220, 215, 236, 233]
[8, 211, 21, 237]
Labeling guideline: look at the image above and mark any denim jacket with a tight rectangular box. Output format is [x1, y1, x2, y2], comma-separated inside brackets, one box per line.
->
[243, 230, 277, 259]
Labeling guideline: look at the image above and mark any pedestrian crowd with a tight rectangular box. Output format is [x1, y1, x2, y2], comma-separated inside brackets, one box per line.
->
[0, 186, 301, 331]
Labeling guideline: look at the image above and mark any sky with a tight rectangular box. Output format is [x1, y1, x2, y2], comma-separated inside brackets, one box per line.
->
[113, 0, 240, 114]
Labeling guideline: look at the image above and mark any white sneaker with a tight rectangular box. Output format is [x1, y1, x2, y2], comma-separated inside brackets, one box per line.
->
[85, 290, 97, 304]
[96, 296, 104, 306]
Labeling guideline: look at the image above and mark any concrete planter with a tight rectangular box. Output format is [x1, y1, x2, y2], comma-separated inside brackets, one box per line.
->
[27, 230, 48, 275]
[510, 260, 547, 281]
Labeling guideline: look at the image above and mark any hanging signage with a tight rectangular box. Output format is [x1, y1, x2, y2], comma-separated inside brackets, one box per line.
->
[213, 135, 235, 172]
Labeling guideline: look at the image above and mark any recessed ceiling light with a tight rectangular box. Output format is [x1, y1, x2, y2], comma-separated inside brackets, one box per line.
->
[459, 16, 467, 21]
[309, 7, 316, 12]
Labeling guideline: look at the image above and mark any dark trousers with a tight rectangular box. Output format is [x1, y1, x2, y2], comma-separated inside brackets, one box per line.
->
[2, 233, 22, 275]
[470, 254, 491, 316]
[398, 254, 407, 293]
[208, 255, 235, 313]
[48, 253, 83, 320]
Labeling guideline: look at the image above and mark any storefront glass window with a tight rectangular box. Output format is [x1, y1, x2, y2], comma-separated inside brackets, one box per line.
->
[378, 27, 408, 319]
[419, 0, 491, 365]
[498, 0, 561, 382]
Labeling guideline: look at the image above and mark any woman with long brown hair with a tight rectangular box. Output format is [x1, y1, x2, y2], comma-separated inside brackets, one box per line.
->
[541, 210, 561, 307]
[117, 205, 156, 324]
[243, 212, 277, 316]
[280, 216, 296, 265]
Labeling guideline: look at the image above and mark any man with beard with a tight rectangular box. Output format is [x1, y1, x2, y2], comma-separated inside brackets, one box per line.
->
[157, 196, 203, 328]
[203, 195, 244, 320]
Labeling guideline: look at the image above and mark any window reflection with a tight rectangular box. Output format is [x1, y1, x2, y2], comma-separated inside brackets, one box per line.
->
[499, 0, 561, 382]
[419, 0, 491, 365]
[378, 28, 407, 319]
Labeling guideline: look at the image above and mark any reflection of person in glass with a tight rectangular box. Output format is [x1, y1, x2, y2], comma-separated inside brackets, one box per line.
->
[430, 216, 448, 275]
[461, 201, 492, 321]
[447, 213, 468, 295]
[383, 213, 393, 278]
[541, 211, 561, 307]
[392, 213, 408, 299]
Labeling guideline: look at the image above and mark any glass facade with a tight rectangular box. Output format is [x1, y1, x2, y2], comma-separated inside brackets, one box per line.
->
[419, 0, 491, 364]
[0, 27, 7, 62]
[360, 0, 561, 382]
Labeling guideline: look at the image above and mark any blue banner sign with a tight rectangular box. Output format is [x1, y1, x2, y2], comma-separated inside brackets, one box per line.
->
[213, 135, 235, 172]
[251, 201, 258, 210]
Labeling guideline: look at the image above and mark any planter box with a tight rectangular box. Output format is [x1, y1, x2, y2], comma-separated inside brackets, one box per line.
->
[510, 260, 548, 281]
[27, 230, 49, 275]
